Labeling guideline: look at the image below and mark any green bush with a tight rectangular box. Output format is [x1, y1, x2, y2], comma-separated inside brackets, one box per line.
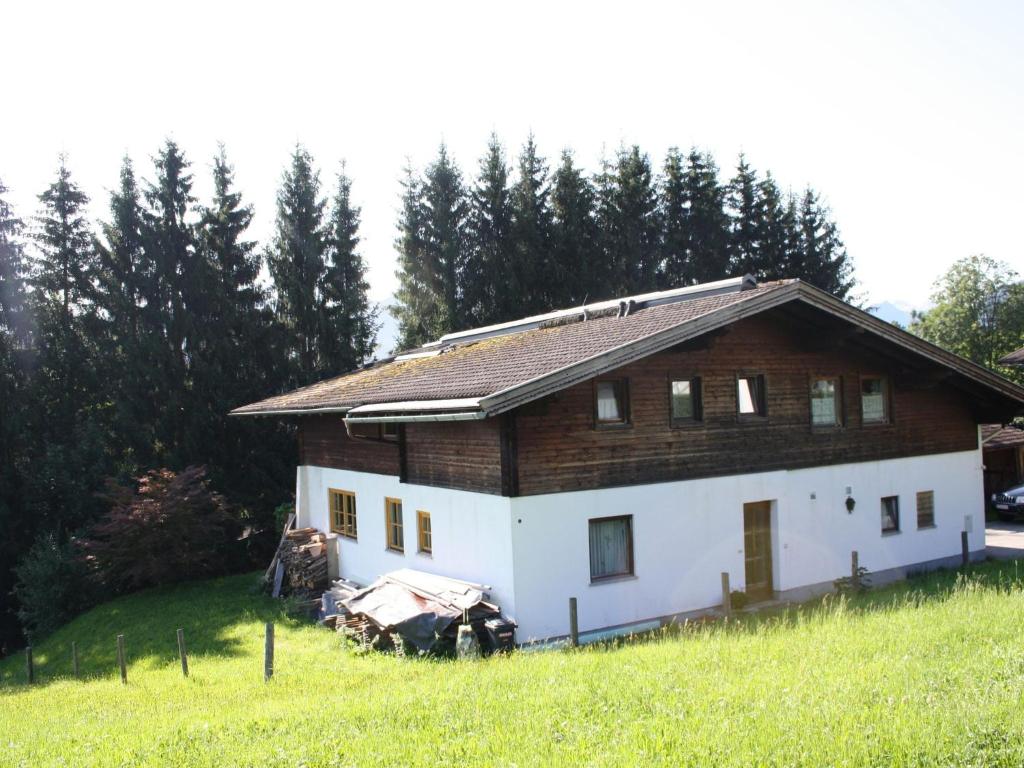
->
[13, 533, 96, 642]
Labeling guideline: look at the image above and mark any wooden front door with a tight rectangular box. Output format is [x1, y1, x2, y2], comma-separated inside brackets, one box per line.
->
[743, 501, 773, 602]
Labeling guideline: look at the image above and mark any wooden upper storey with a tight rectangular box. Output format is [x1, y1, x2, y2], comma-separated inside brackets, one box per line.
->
[300, 308, 992, 497]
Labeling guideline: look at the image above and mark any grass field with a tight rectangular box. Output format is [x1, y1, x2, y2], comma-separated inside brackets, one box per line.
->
[3, 563, 1024, 767]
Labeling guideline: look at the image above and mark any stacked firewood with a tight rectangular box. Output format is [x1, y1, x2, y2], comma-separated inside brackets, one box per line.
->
[338, 614, 393, 649]
[278, 528, 329, 592]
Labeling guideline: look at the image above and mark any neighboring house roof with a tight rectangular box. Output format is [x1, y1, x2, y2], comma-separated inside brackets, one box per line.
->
[232, 277, 1024, 421]
[999, 347, 1024, 366]
[982, 424, 1024, 450]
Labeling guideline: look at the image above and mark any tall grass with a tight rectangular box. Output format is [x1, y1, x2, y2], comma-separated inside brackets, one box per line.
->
[2, 562, 1024, 766]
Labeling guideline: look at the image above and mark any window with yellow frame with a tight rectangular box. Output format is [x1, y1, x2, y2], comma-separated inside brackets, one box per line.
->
[417, 510, 432, 554]
[329, 489, 357, 539]
[385, 497, 404, 552]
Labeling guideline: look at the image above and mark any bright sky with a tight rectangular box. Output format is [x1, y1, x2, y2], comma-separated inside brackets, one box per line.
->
[3, 0, 1022, 314]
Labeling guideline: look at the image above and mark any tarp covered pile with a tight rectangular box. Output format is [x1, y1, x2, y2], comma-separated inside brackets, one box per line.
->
[322, 568, 509, 652]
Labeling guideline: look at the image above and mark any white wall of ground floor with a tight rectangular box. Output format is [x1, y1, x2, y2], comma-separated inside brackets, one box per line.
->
[295, 465, 516, 618]
[508, 446, 985, 642]
[296, 445, 984, 643]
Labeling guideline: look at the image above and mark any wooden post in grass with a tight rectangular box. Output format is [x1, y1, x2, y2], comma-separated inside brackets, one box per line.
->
[176, 629, 188, 678]
[264, 622, 274, 682]
[568, 598, 579, 648]
[71, 641, 79, 678]
[721, 572, 731, 617]
[851, 551, 860, 591]
[961, 531, 969, 568]
[25, 646, 33, 684]
[116, 634, 127, 685]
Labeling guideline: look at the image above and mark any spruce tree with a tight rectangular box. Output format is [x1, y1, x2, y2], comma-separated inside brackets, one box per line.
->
[392, 164, 432, 349]
[94, 157, 153, 470]
[196, 146, 294, 513]
[322, 163, 378, 373]
[509, 133, 553, 315]
[0, 180, 33, 651]
[393, 144, 469, 346]
[756, 173, 799, 282]
[0, 179, 31, 352]
[421, 144, 469, 334]
[142, 140, 198, 462]
[680, 149, 731, 284]
[550, 149, 600, 305]
[595, 145, 661, 295]
[32, 156, 97, 433]
[794, 188, 854, 299]
[266, 145, 327, 384]
[465, 134, 513, 325]
[660, 147, 689, 287]
[30, 157, 108, 536]
[726, 154, 764, 278]
[194, 145, 265, 415]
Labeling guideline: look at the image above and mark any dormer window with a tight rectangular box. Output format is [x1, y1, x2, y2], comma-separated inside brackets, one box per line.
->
[595, 379, 629, 426]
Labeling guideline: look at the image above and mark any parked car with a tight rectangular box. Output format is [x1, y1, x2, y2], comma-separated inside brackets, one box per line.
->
[992, 484, 1024, 520]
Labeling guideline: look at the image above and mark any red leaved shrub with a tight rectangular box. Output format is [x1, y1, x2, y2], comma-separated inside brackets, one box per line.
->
[80, 466, 239, 592]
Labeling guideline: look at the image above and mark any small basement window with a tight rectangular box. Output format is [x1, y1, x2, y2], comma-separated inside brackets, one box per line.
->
[329, 489, 357, 539]
[917, 491, 935, 528]
[385, 497, 404, 552]
[861, 376, 890, 424]
[737, 374, 767, 417]
[881, 495, 900, 534]
[417, 510, 432, 554]
[810, 377, 841, 427]
[595, 379, 629, 426]
[670, 377, 702, 424]
[589, 515, 634, 581]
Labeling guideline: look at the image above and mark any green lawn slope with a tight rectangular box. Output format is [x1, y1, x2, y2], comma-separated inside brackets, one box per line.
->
[3, 563, 1024, 767]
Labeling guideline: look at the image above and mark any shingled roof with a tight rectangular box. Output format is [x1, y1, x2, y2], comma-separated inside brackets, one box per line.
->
[232, 277, 1024, 421]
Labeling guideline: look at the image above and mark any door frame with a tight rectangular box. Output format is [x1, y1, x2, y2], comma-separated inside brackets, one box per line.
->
[743, 500, 775, 602]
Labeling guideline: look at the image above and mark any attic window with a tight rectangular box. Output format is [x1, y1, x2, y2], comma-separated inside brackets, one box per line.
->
[861, 376, 890, 425]
[595, 379, 629, 426]
[737, 375, 767, 418]
[810, 377, 841, 427]
[670, 378, 702, 425]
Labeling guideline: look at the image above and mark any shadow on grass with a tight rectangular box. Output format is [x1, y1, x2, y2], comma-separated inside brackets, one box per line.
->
[6, 559, 1024, 686]
[0, 571, 293, 688]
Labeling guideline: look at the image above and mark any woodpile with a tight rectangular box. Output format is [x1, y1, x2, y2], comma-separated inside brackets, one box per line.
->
[269, 527, 329, 597]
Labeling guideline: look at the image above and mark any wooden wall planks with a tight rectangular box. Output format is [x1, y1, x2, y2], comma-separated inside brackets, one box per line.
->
[299, 313, 980, 498]
[514, 314, 979, 496]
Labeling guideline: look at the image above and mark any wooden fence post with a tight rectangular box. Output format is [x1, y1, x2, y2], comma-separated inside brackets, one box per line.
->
[961, 531, 969, 568]
[176, 628, 189, 678]
[72, 641, 79, 678]
[851, 551, 860, 591]
[25, 646, 33, 684]
[264, 622, 274, 682]
[721, 572, 731, 617]
[568, 598, 579, 648]
[116, 634, 127, 685]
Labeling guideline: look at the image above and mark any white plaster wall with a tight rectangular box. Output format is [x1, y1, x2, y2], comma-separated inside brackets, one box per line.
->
[509, 447, 984, 642]
[295, 466, 517, 618]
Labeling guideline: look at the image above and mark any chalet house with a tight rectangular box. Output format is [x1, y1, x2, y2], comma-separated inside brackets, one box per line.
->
[233, 277, 1024, 642]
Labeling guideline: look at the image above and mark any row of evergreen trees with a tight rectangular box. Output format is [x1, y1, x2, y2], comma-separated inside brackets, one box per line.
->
[0, 134, 856, 649]
[394, 136, 852, 348]
[0, 142, 376, 651]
